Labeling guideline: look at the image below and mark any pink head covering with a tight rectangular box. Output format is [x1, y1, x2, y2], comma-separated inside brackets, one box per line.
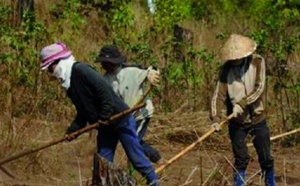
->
[40, 42, 72, 70]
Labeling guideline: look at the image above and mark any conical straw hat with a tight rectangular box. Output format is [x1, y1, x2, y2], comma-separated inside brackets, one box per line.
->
[220, 34, 257, 62]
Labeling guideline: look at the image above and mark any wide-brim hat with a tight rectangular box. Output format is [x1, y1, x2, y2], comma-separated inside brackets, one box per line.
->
[40, 42, 72, 70]
[95, 44, 126, 64]
[220, 34, 257, 62]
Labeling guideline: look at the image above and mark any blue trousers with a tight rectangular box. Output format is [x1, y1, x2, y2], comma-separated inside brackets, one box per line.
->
[97, 115, 159, 185]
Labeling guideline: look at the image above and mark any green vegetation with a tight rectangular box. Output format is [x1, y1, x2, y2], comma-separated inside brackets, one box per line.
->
[0, 0, 300, 158]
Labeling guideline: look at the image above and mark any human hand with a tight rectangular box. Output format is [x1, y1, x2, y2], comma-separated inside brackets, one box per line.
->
[147, 69, 160, 87]
[211, 122, 221, 132]
[65, 134, 76, 142]
[98, 120, 108, 125]
[233, 104, 244, 118]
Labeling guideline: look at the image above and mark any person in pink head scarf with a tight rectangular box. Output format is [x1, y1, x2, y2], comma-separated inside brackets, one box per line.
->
[40, 42, 160, 186]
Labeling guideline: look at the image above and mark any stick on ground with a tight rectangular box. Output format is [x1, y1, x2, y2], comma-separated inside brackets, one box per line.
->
[155, 114, 234, 173]
[247, 128, 300, 147]
[0, 103, 146, 166]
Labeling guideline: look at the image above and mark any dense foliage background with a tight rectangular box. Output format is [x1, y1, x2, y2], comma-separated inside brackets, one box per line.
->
[0, 0, 300, 150]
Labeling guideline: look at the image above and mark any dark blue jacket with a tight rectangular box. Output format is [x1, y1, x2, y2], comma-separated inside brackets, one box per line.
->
[66, 62, 129, 134]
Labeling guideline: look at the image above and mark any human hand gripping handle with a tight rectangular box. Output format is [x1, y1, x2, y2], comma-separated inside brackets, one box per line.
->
[65, 120, 108, 142]
[155, 113, 234, 174]
[65, 134, 76, 142]
[232, 104, 244, 118]
[147, 68, 160, 87]
[0, 103, 146, 166]
[211, 122, 221, 132]
[64, 123, 80, 142]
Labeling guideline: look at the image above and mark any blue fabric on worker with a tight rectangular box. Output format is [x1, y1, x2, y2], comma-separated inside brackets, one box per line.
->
[97, 115, 159, 185]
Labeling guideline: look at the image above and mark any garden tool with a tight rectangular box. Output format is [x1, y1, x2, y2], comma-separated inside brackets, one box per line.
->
[247, 127, 300, 147]
[155, 114, 234, 173]
[0, 102, 146, 166]
[136, 84, 153, 106]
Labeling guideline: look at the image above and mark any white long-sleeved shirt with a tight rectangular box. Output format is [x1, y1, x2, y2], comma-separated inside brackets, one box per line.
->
[103, 66, 154, 121]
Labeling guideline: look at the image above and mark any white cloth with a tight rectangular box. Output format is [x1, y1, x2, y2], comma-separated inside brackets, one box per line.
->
[52, 55, 76, 90]
[147, 68, 160, 86]
[103, 66, 154, 121]
[233, 104, 244, 118]
[211, 122, 221, 132]
[147, 0, 156, 14]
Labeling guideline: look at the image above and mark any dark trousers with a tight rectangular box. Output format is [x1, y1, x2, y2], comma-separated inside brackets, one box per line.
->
[228, 120, 274, 172]
[136, 118, 161, 163]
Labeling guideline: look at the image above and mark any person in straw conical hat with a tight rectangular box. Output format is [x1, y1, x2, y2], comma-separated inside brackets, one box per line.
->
[210, 34, 276, 186]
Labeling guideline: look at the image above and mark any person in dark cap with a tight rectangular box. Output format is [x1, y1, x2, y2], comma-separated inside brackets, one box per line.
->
[40, 42, 160, 186]
[95, 44, 162, 164]
[210, 34, 275, 186]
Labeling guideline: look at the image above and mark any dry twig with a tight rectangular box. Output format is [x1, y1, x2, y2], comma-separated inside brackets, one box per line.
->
[224, 156, 246, 185]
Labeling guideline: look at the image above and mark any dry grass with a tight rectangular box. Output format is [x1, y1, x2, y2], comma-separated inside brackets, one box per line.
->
[0, 110, 300, 185]
[0, 1, 300, 186]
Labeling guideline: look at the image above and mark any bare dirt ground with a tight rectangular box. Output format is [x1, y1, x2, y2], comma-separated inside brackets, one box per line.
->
[0, 111, 300, 186]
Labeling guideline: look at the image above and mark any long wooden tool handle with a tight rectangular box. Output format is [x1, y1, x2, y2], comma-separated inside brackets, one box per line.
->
[155, 114, 234, 174]
[0, 102, 146, 166]
[135, 85, 153, 106]
[0, 138, 65, 166]
[0, 165, 18, 179]
[247, 128, 300, 147]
